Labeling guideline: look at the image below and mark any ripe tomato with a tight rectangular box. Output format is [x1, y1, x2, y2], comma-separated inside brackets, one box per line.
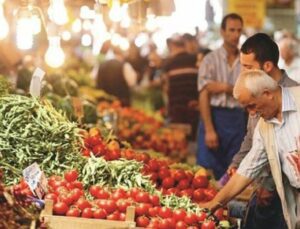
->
[147, 159, 160, 172]
[177, 179, 190, 190]
[85, 136, 101, 147]
[203, 188, 217, 201]
[135, 191, 150, 203]
[72, 181, 83, 190]
[59, 193, 74, 206]
[136, 216, 150, 227]
[107, 211, 120, 221]
[180, 189, 193, 198]
[66, 207, 80, 217]
[89, 185, 101, 198]
[92, 144, 107, 156]
[176, 221, 188, 229]
[81, 208, 93, 218]
[148, 206, 159, 217]
[64, 170, 78, 183]
[116, 199, 131, 213]
[172, 169, 187, 181]
[122, 149, 136, 160]
[198, 211, 207, 222]
[96, 189, 110, 199]
[53, 202, 68, 215]
[104, 200, 117, 214]
[75, 199, 92, 211]
[149, 194, 160, 206]
[70, 188, 83, 202]
[184, 212, 198, 225]
[213, 208, 224, 221]
[81, 148, 91, 157]
[158, 168, 171, 180]
[173, 209, 187, 222]
[44, 193, 58, 204]
[162, 177, 175, 189]
[135, 203, 150, 216]
[192, 176, 208, 189]
[93, 208, 107, 219]
[193, 188, 205, 202]
[158, 206, 173, 219]
[201, 220, 215, 229]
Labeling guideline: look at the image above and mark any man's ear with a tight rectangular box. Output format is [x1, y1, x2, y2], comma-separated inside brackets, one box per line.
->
[262, 61, 274, 73]
[262, 89, 273, 99]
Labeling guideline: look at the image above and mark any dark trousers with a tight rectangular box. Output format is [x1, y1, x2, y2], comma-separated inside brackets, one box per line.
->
[243, 193, 287, 229]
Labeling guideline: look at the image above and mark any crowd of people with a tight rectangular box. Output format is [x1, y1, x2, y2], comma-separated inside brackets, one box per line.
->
[94, 12, 300, 229]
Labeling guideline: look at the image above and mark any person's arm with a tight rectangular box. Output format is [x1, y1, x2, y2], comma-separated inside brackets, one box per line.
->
[199, 88, 219, 150]
[229, 115, 258, 168]
[200, 173, 253, 212]
[205, 81, 233, 95]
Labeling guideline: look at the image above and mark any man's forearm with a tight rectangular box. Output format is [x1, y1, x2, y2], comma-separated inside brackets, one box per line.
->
[206, 82, 233, 95]
[209, 173, 253, 211]
[199, 88, 214, 130]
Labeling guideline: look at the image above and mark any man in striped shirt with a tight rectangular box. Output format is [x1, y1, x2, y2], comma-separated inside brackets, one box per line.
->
[227, 33, 299, 229]
[197, 13, 246, 179]
[200, 70, 300, 229]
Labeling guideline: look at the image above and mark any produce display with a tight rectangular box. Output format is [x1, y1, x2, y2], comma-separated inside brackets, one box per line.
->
[0, 94, 84, 185]
[0, 170, 40, 229]
[97, 102, 189, 160]
[0, 66, 235, 229]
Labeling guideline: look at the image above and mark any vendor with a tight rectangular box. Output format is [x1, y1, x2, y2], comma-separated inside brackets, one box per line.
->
[200, 69, 300, 229]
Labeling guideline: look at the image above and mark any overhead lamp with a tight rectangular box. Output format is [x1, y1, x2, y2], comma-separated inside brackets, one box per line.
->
[15, 0, 34, 50]
[109, 0, 122, 22]
[48, 0, 68, 26]
[44, 36, 65, 68]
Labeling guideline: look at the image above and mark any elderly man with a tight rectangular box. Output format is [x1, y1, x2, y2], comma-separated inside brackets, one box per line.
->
[201, 69, 300, 229]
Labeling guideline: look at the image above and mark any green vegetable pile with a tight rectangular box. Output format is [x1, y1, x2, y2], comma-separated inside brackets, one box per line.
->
[81, 156, 155, 193]
[0, 95, 84, 185]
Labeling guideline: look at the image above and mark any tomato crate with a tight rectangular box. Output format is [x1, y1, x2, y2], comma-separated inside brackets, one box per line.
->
[41, 200, 136, 229]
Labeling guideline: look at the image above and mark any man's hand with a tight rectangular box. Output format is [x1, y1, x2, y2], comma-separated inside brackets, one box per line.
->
[199, 200, 221, 213]
[205, 129, 219, 150]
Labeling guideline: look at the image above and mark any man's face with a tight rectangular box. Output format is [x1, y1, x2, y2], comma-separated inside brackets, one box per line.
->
[240, 52, 261, 71]
[221, 19, 243, 48]
[238, 88, 277, 120]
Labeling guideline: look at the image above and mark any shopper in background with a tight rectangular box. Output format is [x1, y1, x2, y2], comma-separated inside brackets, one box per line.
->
[96, 45, 137, 106]
[182, 33, 200, 55]
[200, 69, 300, 229]
[163, 34, 199, 141]
[197, 13, 246, 179]
[224, 32, 299, 229]
[278, 36, 300, 83]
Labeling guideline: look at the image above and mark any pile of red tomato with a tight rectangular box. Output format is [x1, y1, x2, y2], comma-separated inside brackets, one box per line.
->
[38, 170, 225, 229]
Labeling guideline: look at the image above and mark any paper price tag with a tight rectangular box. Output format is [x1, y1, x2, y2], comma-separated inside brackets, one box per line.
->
[29, 67, 45, 97]
[23, 163, 48, 199]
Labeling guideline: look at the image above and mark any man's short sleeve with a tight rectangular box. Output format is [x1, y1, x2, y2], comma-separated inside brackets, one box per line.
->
[237, 125, 269, 179]
[197, 54, 214, 92]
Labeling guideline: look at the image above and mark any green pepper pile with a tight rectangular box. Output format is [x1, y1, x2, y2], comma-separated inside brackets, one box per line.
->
[0, 95, 85, 185]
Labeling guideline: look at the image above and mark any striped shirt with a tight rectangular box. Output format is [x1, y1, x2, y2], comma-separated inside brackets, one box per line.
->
[198, 46, 241, 108]
[237, 87, 300, 188]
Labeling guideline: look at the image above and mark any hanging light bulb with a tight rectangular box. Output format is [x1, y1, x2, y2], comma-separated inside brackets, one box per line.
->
[16, 2, 34, 50]
[0, 2, 9, 40]
[120, 4, 130, 28]
[45, 36, 65, 68]
[48, 0, 68, 25]
[109, 0, 122, 22]
[81, 34, 92, 47]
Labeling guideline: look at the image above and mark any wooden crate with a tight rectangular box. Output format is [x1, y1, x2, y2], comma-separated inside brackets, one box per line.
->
[41, 200, 136, 229]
